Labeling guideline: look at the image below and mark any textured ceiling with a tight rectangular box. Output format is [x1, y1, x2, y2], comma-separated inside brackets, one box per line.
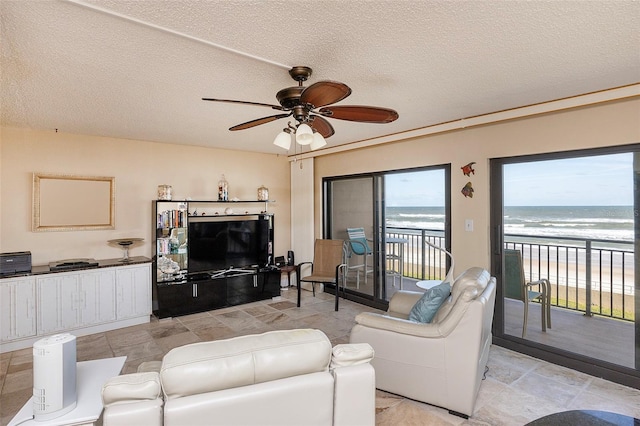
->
[1, 0, 639, 155]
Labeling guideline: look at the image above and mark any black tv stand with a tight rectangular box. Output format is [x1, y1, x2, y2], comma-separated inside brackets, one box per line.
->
[209, 267, 256, 279]
[154, 265, 281, 319]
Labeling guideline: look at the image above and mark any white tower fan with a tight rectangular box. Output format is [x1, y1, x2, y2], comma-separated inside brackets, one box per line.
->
[32, 333, 77, 421]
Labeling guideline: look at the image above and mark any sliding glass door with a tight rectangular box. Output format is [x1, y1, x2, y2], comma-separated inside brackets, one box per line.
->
[325, 176, 377, 300]
[490, 144, 640, 387]
[324, 165, 450, 309]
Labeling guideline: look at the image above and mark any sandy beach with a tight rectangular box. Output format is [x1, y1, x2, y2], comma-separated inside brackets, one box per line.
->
[396, 242, 635, 318]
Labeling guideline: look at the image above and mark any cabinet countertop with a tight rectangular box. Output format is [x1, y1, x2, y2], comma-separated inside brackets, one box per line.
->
[1, 256, 151, 279]
[155, 200, 273, 203]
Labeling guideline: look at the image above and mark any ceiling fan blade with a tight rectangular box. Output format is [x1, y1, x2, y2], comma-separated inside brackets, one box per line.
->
[229, 113, 291, 131]
[319, 105, 399, 123]
[309, 115, 335, 138]
[202, 98, 286, 111]
[301, 81, 352, 108]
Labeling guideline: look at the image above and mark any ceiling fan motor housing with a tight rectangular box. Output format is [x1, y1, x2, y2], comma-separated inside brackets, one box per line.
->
[276, 86, 305, 109]
[277, 66, 313, 109]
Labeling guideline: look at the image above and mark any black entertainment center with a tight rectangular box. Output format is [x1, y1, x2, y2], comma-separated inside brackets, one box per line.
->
[152, 200, 280, 319]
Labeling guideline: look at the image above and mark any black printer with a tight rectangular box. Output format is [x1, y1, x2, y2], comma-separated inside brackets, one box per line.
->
[0, 251, 32, 276]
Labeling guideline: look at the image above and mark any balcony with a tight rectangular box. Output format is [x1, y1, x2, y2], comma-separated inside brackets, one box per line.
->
[375, 227, 636, 368]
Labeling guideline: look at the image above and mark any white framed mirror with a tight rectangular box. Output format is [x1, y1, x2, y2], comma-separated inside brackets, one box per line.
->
[32, 173, 115, 232]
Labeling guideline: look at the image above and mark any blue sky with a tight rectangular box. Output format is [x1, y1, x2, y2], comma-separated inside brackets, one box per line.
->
[386, 169, 445, 207]
[385, 152, 634, 207]
[504, 153, 634, 206]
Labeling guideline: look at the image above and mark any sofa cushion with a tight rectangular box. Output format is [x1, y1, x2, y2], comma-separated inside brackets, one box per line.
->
[101, 372, 162, 406]
[160, 329, 332, 400]
[330, 343, 374, 368]
[408, 281, 451, 323]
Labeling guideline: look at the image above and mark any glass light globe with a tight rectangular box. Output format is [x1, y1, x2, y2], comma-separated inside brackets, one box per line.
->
[295, 123, 314, 145]
[273, 131, 292, 150]
[310, 132, 327, 150]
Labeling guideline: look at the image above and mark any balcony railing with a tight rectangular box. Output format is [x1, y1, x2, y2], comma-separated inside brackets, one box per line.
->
[505, 235, 634, 321]
[384, 227, 446, 281]
[384, 226, 635, 321]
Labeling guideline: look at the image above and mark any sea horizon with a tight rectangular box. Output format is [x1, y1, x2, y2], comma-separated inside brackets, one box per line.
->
[386, 205, 634, 243]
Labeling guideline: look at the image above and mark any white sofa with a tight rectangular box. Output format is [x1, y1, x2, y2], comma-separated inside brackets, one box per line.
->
[349, 267, 496, 418]
[101, 329, 375, 426]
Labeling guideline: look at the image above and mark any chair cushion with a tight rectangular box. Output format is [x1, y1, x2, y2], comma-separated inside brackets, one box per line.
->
[432, 267, 490, 323]
[349, 238, 370, 255]
[408, 281, 451, 323]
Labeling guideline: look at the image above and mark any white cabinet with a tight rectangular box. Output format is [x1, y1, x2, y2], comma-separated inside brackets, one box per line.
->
[37, 269, 117, 335]
[0, 260, 151, 353]
[81, 270, 118, 324]
[37, 273, 79, 334]
[116, 263, 151, 320]
[0, 276, 36, 342]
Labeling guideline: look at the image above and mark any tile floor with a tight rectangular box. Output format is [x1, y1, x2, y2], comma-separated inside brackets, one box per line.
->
[1, 288, 639, 425]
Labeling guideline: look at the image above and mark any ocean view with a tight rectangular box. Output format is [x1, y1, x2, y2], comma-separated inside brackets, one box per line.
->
[386, 206, 446, 231]
[386, 205, 635, 298]
[503, 205, 634, 242]
[386, 205, 635, 243]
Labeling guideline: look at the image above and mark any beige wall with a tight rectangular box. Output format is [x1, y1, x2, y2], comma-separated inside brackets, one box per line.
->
[315, 98, 640, 273]
[2, 98, 638, 270]
[0, 127, 291, 265]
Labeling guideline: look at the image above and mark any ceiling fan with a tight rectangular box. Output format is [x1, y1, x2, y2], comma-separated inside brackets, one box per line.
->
[202, 66, 399, 150]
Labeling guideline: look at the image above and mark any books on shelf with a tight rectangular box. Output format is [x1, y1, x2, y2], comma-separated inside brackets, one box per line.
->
[156, 238, 186, 256]
[157, 209, 186, 229]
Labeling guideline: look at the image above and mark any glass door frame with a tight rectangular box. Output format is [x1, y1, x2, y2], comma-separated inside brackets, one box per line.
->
[490, 143, 640, 389]
[323, 164, 451, 311]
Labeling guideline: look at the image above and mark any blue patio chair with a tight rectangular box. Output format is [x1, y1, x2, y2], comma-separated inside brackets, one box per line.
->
[346, 227, 374, 288]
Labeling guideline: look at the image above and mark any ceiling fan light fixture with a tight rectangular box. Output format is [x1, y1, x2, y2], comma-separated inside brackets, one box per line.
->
[310, 132, 327, 150]
[273, 130, 292, 150]
[295, 123, 314, 145]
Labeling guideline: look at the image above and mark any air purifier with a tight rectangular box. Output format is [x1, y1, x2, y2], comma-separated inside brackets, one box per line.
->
[32, 333, 77, 421]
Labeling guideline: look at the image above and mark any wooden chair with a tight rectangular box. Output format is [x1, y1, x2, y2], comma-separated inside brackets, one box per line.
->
[297, 239, 347, 311]
[503, 249, 551, 338]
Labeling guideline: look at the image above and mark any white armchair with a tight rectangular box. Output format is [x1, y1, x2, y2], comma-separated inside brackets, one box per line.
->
[349, 267, 496, 418]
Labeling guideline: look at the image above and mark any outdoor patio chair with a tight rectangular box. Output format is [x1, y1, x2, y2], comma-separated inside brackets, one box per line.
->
[346, 227, 374, 288]
[503, 249, 552, 338]
[297, 239, 348, 311]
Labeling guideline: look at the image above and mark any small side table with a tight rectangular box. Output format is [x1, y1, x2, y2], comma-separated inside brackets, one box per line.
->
[386, 237, 408, 289]
[280, 265, 296, 288]
[416, 280, 442, 291]
[9, 356, 126, 426]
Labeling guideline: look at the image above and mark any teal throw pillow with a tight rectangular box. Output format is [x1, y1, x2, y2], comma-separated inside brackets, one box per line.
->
[408, 282, 451, 323]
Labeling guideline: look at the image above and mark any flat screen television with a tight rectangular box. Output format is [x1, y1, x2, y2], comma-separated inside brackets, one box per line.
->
[188, 216, 270, 274]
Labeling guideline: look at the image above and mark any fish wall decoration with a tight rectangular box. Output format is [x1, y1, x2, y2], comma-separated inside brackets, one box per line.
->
[461, 182, 474, 198]
[461, 162, 476, 176]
